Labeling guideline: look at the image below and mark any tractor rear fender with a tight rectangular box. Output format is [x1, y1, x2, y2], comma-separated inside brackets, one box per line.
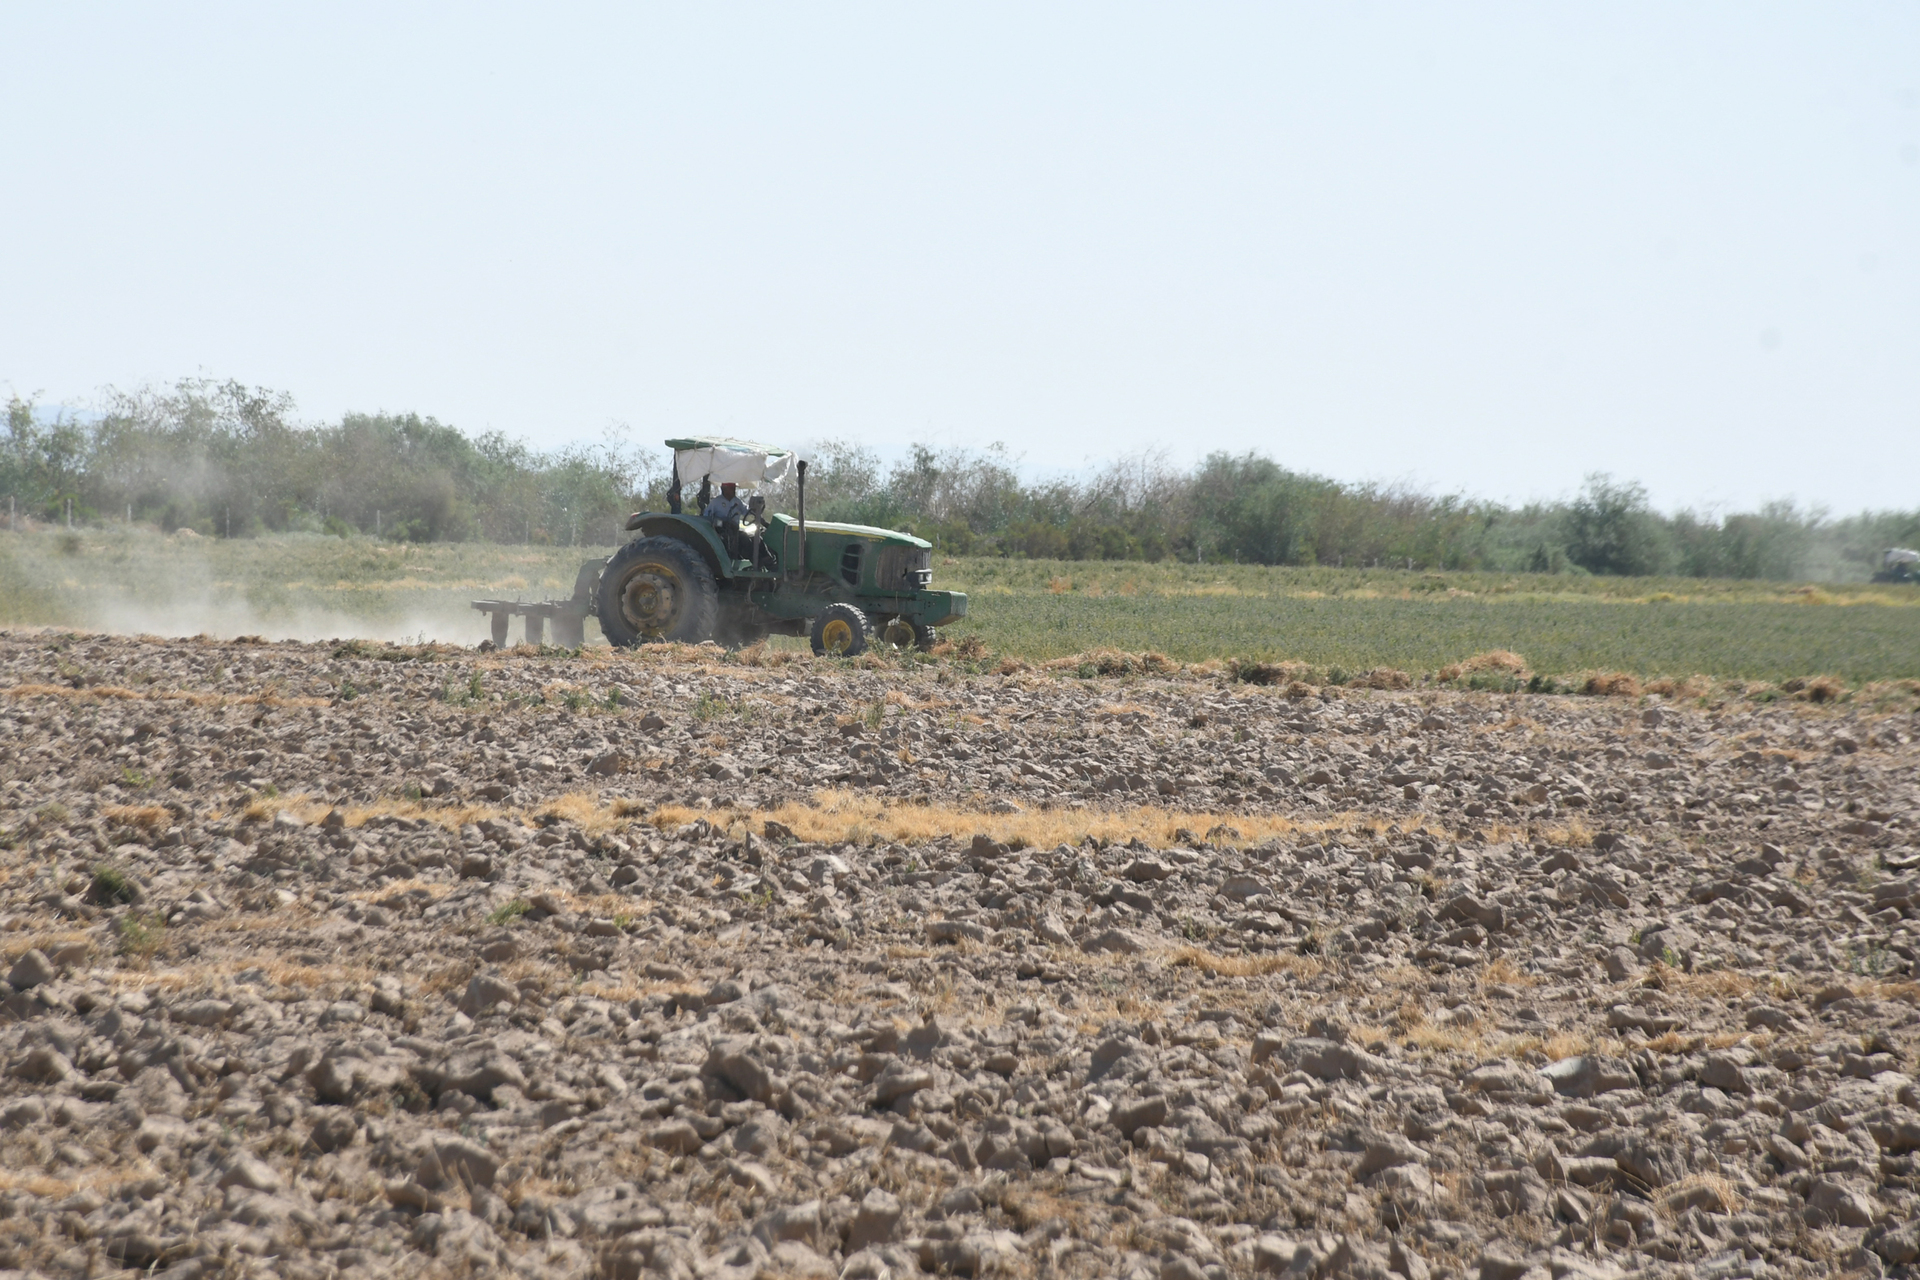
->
[624, 514, 733, 579]
[568, 558, 604, 605]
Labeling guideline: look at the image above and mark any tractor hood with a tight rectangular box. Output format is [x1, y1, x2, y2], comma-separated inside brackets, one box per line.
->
[766, 514, 930, 548]
[665, 436, 795, 488]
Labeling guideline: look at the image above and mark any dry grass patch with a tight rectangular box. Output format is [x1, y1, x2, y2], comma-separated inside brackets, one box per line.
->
[1643, 1031, 1698, 1055]
[534, 793, 607, 829]
[102, 804, 171, 831]
[0, 681, 329, 708]
[1361, 962, 1439, 997]
[1480, 956, 1539, 988]
[1043, 649, 1181, 677]
[1437, 650, 1531, 683]
[195, 907, 326, 937]
[1168, 946, 1320, 979]
[1857, 680, 1920, 712]
[1581, 672, 1641, 698]
[342, 878, 455, 904]
[1643, 674, 1711, 700]
[1535, 818, 1595, 847]
[1001, 1185, 1093, 1233]
[1492, 1034, 1548, 1059]
[0, 930, 94, 963]
[1657, 1172, 1745, 1218]
[1399, 1024, 1485, 1058]
[579, 978, 679, 1005]
[1348, 1022, 1395, 1047]
[1783, 674, 1848, 703]
[200, 783, 1477, 856]
[718, 789, 1447, 852]
[1704, 1031, 1762, 1051]
[92, 953, 380, 994]
[501, 956, 572, 993]
[0, 1163, 166, 1200]
[1541, 1033, 1592, 1061]
[254, 956, 382, 990]
[1227, 659, 1315, 687]
[236, 791, 599, 837]
[730, 642, 805, 669]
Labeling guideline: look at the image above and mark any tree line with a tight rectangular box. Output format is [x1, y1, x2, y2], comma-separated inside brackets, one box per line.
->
[3, 380, 650, 547]
[799, 444, 1915, 581]
[5, 378, 1914, 581]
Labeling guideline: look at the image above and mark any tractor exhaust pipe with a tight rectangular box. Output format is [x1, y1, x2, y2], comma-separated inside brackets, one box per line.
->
[795, 459, 808, 583]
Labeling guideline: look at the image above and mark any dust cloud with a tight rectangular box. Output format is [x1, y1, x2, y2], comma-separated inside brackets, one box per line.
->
[0, 528, 600, 648]
[69, 587, 486, 647]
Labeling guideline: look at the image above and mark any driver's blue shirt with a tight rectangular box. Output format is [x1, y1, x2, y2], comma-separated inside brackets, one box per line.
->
[702, 496, 749, 525]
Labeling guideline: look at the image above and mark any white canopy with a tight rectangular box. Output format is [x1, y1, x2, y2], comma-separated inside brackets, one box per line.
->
[666, 436, 794, 489]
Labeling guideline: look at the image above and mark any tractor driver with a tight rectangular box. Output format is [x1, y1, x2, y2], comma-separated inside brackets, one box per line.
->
[702, 481, 749, 527]
[703, 482, 753, 560]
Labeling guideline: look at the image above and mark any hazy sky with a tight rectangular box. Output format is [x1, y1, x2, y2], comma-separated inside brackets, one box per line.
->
[2, 4, 1916, 512]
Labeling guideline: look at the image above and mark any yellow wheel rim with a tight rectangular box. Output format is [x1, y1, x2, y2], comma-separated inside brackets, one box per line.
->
[821, 618, 854, 654]
[620, 564, 681, 636]
[883, 619, 915, 649]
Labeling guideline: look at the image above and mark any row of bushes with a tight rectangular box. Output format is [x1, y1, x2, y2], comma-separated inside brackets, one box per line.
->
[6, 379, 1916, 579]
[3, 381, 651, 545]
[784, 443, 1918, 582]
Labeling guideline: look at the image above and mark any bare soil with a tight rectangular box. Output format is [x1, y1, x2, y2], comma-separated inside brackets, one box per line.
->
[1, 631, 1917, 1280]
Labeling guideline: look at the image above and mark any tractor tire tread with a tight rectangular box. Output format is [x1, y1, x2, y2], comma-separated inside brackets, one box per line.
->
[597, 535, 719, 647]
[810, 603, 871, 657]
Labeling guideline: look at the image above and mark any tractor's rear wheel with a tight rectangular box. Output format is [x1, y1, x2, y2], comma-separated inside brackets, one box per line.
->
[810, 603, 870, 657]
[879, 617, 937, 653]
[597, 536, 719, 647]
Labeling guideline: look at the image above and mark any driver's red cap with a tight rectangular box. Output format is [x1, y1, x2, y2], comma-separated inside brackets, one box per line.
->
[721, 482, 737, 493]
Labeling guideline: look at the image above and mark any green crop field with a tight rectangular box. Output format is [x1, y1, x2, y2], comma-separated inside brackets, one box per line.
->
[2, 528, 1916, 683]
[934, 559, 1920, 683]
[944, 591, 1920, 683]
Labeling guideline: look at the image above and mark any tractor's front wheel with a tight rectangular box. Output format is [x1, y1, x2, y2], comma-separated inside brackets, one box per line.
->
[810, 603, 870, 657]
[879, 617, 937, 653]
[597, 536, 719, 646]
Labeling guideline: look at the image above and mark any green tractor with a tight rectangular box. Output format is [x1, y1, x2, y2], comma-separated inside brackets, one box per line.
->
[474, 437, 966, 655]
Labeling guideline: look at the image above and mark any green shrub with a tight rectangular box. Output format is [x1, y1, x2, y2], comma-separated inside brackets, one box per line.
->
[487, 899, 531, 926]
[91, 866, 141, 906]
